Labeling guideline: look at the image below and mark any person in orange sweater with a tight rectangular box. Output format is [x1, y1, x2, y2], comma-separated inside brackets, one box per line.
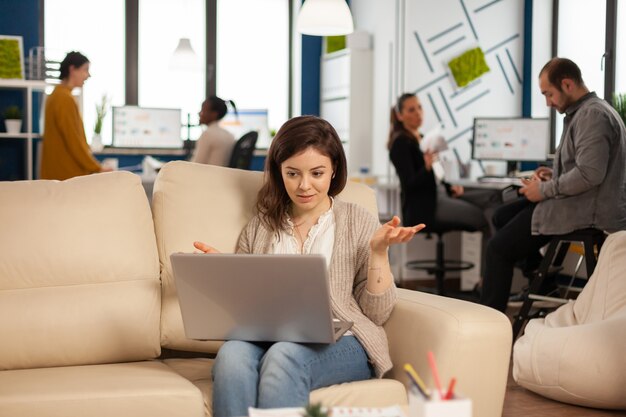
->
[41, 51, 110, 180]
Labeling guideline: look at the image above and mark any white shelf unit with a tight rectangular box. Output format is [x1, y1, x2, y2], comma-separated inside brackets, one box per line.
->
[320, 48, 373, 175]
[0, 79, 47, 180]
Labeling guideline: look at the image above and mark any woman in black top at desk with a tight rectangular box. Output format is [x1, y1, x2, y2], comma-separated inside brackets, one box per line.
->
[388, 93, 496, 249]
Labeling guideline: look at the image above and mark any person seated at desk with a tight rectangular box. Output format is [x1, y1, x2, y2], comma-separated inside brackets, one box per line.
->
[190, 96, 236, 166]
[194, 115, 425, 417]
[41, 51, 110, 180]
[388, 93, 499, 262]
[480, 57, 626, 313]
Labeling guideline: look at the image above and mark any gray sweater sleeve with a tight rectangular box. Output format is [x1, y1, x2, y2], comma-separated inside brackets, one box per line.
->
[541, 107, 612, 198]
[352, 209, 397, 325]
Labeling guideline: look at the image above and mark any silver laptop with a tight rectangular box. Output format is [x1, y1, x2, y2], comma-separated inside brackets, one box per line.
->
[170, 253, 353, 344]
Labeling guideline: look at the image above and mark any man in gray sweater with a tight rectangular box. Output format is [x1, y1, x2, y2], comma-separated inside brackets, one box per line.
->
[481, 57, 626, 313]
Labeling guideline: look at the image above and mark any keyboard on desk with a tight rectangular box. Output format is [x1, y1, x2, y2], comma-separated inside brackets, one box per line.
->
[477, 176, 524, 187]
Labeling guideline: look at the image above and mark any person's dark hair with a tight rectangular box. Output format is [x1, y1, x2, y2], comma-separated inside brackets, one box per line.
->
[256, 115, 347, 233]
[539, 57, 584, 91]
[59, 51, 89, 80]
[387, 93, 416, 150]
[206, 96, 237, 120]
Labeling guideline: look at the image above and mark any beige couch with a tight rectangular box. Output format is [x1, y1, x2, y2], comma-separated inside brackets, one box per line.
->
[0, 161, 512, 417]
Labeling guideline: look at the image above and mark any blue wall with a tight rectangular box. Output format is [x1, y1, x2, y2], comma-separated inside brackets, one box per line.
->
[0, 0, 42, 180]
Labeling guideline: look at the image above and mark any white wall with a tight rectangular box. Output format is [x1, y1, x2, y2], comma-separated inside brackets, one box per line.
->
[350, 0, 400, 179]
[351, 0, 527, 178]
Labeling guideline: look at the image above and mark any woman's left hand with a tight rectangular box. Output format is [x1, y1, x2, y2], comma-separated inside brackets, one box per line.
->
[370, 216, 426, 254]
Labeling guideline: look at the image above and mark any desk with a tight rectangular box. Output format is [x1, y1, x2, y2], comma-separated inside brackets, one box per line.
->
[450, 178, 513, 190]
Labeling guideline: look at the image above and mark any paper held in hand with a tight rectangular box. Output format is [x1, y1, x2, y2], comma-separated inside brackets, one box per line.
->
[419, 125, 448, 154]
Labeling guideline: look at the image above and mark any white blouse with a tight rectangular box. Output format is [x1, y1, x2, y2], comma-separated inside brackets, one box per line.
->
[270, 199, 353, 335]
[271, 201, 335, 266]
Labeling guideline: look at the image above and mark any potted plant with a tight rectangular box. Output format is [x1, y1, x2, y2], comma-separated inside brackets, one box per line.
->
[613, 93, 626, 126]
[91, 94, 109, 152]
[3, 105, 22, 134]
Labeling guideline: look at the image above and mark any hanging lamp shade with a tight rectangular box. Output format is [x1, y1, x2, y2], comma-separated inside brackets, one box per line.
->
[297, 0, 354, 36]
[170, 37, 198, 70]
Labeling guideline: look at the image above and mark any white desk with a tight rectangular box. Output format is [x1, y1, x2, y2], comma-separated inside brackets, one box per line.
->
[450, 178, 518, 190]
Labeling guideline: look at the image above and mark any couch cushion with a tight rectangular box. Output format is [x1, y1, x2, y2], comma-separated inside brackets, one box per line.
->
[513, 231, 626, 409]
[163, 357, 406, 417]
[0, 172, 161, 370]
[0, 361, 204, 417]
[152, 161, 378, 352]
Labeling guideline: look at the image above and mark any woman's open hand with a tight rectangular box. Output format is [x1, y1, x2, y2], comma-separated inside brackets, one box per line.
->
[193, 241, 221, 254]
[370, 216, 426, 254]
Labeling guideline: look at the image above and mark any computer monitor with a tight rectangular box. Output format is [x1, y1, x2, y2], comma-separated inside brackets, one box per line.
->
[219, 109, 271, 149]
[472, 117, 550, 162]
[112, 106, 182, 148]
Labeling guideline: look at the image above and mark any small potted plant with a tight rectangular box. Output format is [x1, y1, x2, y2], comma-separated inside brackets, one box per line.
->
[613, 93, 626, 126]
[3, 105, 22, 134]
[92, 94, 110, 152]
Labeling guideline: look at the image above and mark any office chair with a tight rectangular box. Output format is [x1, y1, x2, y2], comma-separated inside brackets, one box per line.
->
[405, 224, 475, 296]
[228, 131, 258, 170]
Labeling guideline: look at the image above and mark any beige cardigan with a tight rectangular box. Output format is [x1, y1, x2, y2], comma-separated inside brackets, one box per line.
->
[237, 200, 397, 377]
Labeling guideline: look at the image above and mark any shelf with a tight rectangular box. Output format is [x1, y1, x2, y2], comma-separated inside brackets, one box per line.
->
[0, 133, 41, 139]
[0, 79, 47, 90]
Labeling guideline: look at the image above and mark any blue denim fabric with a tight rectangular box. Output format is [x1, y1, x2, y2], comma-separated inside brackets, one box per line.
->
[212, 336, 374, 417]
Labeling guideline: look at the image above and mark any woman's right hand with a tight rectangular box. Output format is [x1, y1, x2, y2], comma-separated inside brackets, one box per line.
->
[193, 241, 221, 254]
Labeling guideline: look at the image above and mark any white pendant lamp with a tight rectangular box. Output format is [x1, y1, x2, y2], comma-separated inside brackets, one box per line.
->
[297, 0, 354, 36]
[170, 37, 198, 70]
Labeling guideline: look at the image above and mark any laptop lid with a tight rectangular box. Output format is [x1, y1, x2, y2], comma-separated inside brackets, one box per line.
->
[170, 253, 351, 344]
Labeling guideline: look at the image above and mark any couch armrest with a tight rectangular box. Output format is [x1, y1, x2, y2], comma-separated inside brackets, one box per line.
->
[384, 289, 511, 417]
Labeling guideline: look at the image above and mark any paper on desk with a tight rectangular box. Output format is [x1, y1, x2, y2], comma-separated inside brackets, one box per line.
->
[248, 406, 406, 417]
[419, 125, 448, 154]
[248, 407, 304, 417]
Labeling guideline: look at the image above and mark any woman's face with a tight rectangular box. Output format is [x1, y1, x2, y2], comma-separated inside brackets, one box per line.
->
[69, 62, 90, 88]
[199, 101, 213, 125]
[397, 96, 423, 131]
[280, 147, 334, 217]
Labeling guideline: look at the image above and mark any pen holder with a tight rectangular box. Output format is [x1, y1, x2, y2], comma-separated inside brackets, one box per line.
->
[408, 389, 472, 417]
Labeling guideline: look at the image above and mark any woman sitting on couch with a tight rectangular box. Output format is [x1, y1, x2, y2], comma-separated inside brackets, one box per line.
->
[194, 115, 425, 417]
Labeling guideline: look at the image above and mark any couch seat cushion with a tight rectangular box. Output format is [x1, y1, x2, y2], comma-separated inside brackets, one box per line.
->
[163, 357, 407, 417]
[0, 361, 204, 417]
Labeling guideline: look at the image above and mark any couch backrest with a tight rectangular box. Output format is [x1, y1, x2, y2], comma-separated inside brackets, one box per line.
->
[0, 172, 161, 370]
[152, 161, 378, 352]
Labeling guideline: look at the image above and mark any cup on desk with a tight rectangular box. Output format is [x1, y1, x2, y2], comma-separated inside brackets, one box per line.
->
[101, 158, 119, 171]
[408, 389, 472, 417]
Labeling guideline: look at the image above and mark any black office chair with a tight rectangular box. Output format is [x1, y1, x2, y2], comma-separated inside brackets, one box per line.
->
[405, 224, 475, 296]
[228, 131, 258, 170]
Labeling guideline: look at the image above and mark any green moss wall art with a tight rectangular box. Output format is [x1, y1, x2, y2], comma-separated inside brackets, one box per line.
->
[0, 35, 25, 79]
[448, 47, 489, 88]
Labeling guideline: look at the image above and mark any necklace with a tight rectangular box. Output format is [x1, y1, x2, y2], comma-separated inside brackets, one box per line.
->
[292, 220, 307, 251]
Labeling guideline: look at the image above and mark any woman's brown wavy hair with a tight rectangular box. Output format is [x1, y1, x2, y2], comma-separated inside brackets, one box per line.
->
[256, 115, 347, 234]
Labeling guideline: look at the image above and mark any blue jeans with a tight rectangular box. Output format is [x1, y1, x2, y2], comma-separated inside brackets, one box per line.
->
[212, 336, 374, 417]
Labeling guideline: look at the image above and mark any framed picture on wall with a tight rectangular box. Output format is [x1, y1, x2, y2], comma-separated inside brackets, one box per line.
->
[0, 35, 25, 80]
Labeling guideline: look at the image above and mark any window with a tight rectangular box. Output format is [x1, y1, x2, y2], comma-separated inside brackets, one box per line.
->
[616, 0, 626, 95]
[44, 0, 125, 145]
[555, 0, 607, 146]
[138, 0, 206, 141]
[216, 0, 289, 148]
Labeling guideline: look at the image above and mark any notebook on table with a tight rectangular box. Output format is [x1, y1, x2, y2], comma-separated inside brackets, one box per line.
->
[170, 253, 353, 344]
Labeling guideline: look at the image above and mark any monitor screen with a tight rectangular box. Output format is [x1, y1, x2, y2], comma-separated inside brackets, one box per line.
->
[219, 109, 271, 149]
[112, 106, 182, 148]
[472, 117, 550, 162]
